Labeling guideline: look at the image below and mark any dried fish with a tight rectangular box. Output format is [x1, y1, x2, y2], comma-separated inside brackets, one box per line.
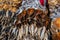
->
[0, 0, 60, 40]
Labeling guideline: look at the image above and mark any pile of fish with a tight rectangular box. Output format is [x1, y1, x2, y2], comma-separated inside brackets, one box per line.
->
[0, 0, 60, 40]
[0, 8, 51, 40]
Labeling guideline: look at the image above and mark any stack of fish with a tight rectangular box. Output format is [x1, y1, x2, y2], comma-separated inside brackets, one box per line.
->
[15, 8, 51, 40]
[0, 0, 60, 40]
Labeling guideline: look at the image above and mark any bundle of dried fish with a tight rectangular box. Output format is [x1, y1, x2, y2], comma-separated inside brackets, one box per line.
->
[51, 17, 60, 40]
[1, 0, 60, 40]
[15, 8, 51, 40]
[0, 3, 21, 40]
[51, 17, 60, 32]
